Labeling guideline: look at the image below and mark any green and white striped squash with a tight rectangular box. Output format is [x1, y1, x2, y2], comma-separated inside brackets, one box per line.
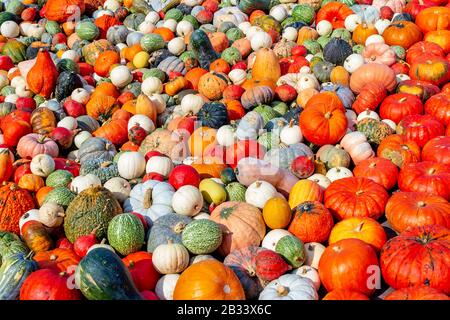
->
[181, 220, 223, 255]
[46, 170, 74, 188]
[107, 213, 145, 256]
[140, 34, 166, 53]
[275, 235, 306, 268]
[76, 20, 100, 41]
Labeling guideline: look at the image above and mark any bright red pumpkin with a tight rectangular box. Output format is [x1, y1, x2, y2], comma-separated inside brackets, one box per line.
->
[122, 251, 160, 291]
[422, 136, 450, 164]
[406, 41, 446, 64]
[424, 93, 450, 126]
[379, 93, 424, 124]
[397, 114, 445, 147]
[323, 289, 370, 300]
[384, 285, 450, 300]
[353, 157, 399, 190]
[168, 165, 201, 189]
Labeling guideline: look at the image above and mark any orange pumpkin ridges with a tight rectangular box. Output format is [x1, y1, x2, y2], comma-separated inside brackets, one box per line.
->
[33, 248, 81, 274]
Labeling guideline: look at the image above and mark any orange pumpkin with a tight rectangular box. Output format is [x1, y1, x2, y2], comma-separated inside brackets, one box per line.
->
[352, 24, 378, 45]
[153, 27, 174, 41]
[222, 99, 245, 120]
[188, 126, 217, 157]
[208, 32, 229, 53]
[316, 2, 353, 29]
[329, 217, 387, 252]
[231, 38, 252, 58]
[323, 289, 369, 300]
[36, 186, 53, 207]
[408, 54, 450, 86]
[185, 67, 208, 90]
[41, 0, 85, 23]
[198, 72, 229, 100]
[288, 179, 324, 209]
[377, 134, 421, 168]
[33, 248, 81, 274]
[93, 119, 128, 146]
[424, 30, 450, 54]
[0, 148, 13, 183]
[349, 63, 397, 93]
[135, 94, 157, 124]
[330, 66, 350, 86]
[86, 95, 119, 122]
[382, 21, 423, 49]
[91, 81, 120, 99]
[209, 58, 230, 73]
[251, 47, 281, 86]
[121, 43, 143, 62]
[18, 174, 45, 192]
[0, 182, 35, 234]
[164, 76, 190, 96]
[415, 6, 450, 34]
[94, 50, 120, 77]
[190, 156, 227, 179]
[173, 260, 245, 300]
[26, 50, 58, 98]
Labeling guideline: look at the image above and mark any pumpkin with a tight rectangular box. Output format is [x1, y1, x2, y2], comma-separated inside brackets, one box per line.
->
[408, 55, 450, 86]
[78, 137, 116, 164]
[26, 50, 58, 99]
[94, 50, 120, 77]
[259, 274, 318, 300]
[152, 241, 189, 274]
[0, 119, 32, 148]
[190, 156, 227, 179]
[251, 48, 281, 86]
[382, 21, 423, 49]
[18, 174, 44, 192]
[198, 72, 229, 100]
[210, 202, 266, 256]
[349, 63, 397, 93]
[406, 41, 445, 65]
[33, 248, 80, 274]
[296, 27, 319, 45]
[0, 183, 35, 235]
[324, 177, 389, 220]
[196, 102, 228, 129]
[185, 68, 208, 90]
[377, 134, 421, 168]
[0, 148, 13, 183]
[422, 136, 450, 165]
[93, 119, 128, 146]
[352, 24, 378, 45]
[353, 157, 399, 190]
[329, 217, 387, 252]
[415, 6, 450, 34]
[330, 66, 350, 86]
[17, 134, 59, 159]
[362, 43, 396, 66]
[288, 179, 324, 209]
[30, 107, 57, 135]
[424, 30, 450, 54]
[289, 201, 334, 243]
[396, 80, 441, 102]
[323, 289, 369, 300]
[299, 97, 347, 146]
[380, 225, 450, 294]
[82, 39, 115, 66]
[86, 95, 119, 123]
[424, 93, 450, 126]
[173, 259, 245, 300]
[316, 2, 353, 29]
[41, 0, 85, 23]
[241, 86, 275, 109]
[384, 286, 450, 300]
[262, 198, 292, 230]
[397, 114, 445, 147]
[398, 161, 450, 200]
[379, 93, 424, 125]
[319, 238, 379, 296]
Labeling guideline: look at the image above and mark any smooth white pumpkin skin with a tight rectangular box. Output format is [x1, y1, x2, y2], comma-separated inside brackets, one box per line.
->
[118, 151, 146, 180]
[152, 242, 190, 274]
[307, 173, 331, 189]
[326, 166, 354, 182]
[261, 229, 292, 251]
[103, 177, 131, 203]
[304, 242, 326, 269]
[146, 156, 174, 178]
[245, 180, 278, 209]
[291, 266, 321, 291]
[155, 274, 180, 300]
[171, 185, 203, 217]
[70, 174, 102, 194]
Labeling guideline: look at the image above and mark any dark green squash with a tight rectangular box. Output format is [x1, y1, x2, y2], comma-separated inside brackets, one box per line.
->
[238, 0, 270, 14]
[0, 12, 19, 26]
[323, 38, 353, 65]
[189, 29, 219, 70]
[0, 252, 38, 300]
[55, 71, 83, 102]
[0, 102, 15, 117]
[196, 102, 228, 129]
[312, 60, 334, 83]
[56, 58, 80, 73]
[0, 232, 29, 266]
[75, 248, 143, 300]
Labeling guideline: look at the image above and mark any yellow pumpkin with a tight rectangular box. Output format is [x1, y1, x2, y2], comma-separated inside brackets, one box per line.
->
[330, 66, 350, 86]
[288, 179, 324, 209]
[262, 197, 292, 229]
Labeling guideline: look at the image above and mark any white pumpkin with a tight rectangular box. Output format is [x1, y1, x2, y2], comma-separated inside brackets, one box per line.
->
[344, 54, 365, 73]
[171, 185, 203, 216]
[38, 202, 65, 228]
[15, 85, 33, 98]
[316, 20, 333, 36]
[128, 114, 155, 133]
[251, 31, 273, 51]
[11, 76, 26, 88]
[382, 119, 396, 131]
[142, 76, 163, 95]
[259, 274, 318, 300]
[104, 0, 120, 11]
[118, 151, 146, 180]
[228, 69, 247, 85]
[282, 27, 298, 41]
[138, 20, 155, 34]
[189, 254, 216, 265]
[146, 156, 174, 178]
[216, 125, 236, 147]
[193, 212, 211, 220]
[152, 241, 190, 274]
[149, 93, 167, 114]
[71, 88, 90, 104]
[155, 274, 180, 300]
[365, 34, 384, 46]
[270, 5, 288, 22]
[326, 166, 353, 182]
[238, 21, 252, 34]
[30, 154, 55, 177]
[4, 94, 18, 104]
[307, 173, 331, 189]
[280, 121, 303, 145]
[70, 174, 102, 194]
[261, 229, 292, 251]
[176, 20, 194, 37]
[168, 37, 186, 56]
[1, 21, 20, 38]
[291, 266, 321, 291]
[57, 116, 78, 130]
[26, 24, 45, 38]
[145, 11, 160, 24]
[344, 14, 362, 32]
[304, 242, 325, 269]
[123, 180, 175, 222]
[61, 50, 80, 62]
[245, 181, 277, 209]
[110, 66, 132, 88]
[374, 19, 391, 35]
[74, 131, 92, 149]
[277, 73, 320, 92]
[357, 109, 380, 122]
[19, 209, 40, 235]
[19, 22, 32, 36]
[103, 177, 131, 203]
[180, 94, 204, 115]
[340, 131, 375, 165]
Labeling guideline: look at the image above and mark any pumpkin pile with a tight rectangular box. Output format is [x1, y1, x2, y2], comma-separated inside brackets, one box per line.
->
[0, 0, 449, 301]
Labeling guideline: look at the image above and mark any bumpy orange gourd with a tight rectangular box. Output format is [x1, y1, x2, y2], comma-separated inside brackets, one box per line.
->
[41, 0, 85, 23]
[26, 50, 58, 98]
[0, 182, 35, 234]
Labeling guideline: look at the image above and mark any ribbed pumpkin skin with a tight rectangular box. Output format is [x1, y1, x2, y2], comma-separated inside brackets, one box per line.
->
[33, 248, 81, 274]
[0, 183, 35, 235]
[210, 202, 266, 256]
[174, 259, 245, 300]
[0, 252, 38, 300]
[107, 213, 145, 256]
[323, 289, 369, 300]
[380, 225, 450, 294]
[288, 180, 324, 209]
[43, 187, 76, 209]
[64, 186, 122, 243]
[384, 286, 450, 300]
[80, 159, 119, 184]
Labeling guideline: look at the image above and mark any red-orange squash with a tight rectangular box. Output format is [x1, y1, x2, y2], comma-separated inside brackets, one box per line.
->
[415, 6, 450, 34]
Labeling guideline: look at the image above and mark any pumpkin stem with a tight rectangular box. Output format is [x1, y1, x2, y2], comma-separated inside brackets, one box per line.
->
[255, 181, 262, 188]
[355, 190, 364, 196]
[398, 97, 407, 103]
[276, 285, 289, 296]
[50, 254, 58, 261]
[428, 168, 436, 175]
[355, 221, 365, 232]
[142, 188, 153, 209]
[324, 112, 332, 119]
[417, 201, 426, 208]
[100, 161, 112, 168]
[173, 222, 186, 234]
[37, 135, 46, 144]
[167, 239, 173, 245]
[59, 271, 67, 277]
[91, 225, 101, 235]
[288, 119, 294, 128]
[100, 238, 107, 245]
[9, 183, 17, 191]
[368, 162, 377, 169]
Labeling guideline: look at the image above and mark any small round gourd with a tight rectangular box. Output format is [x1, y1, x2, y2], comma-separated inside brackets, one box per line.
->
[74, 131, 92, 149]
[307, 173, 331, 189]
[270, 5, 288, 22]
[261, 229, 292, 251]
[110, 66, 132, 88]
[30, 154, 55, 177]
[146, 156, 174, 178]
[70, 174, 102, 194]
[128, 114, 155, 133]
[118, 151, 146, 180]
[168, 37, 186, 56]
[181, 219, 223, 254]
[316, 20, 333, 36]
[326, 167, 353, 182]
[216, 125, 236, 147]
[103, 177, 131, 203]
[180, 94, 204, 115]
[38, 202, 65, 228]
[142, 76, 163, 95]
[365, 34, 385, 46]
[344, 54, 365, 73]
[282, 27, 298, 42]
[291, 266, 321, 291]
[250, 31, 273, 51]
[152, 241, 190, 274]
[71, 88, 90, 104]
[1, 21, 20, 38]
[245, 180, 278, 209]
[344, 14, 362, 32]
[176, 21, 194, 37]
[155, 274, 179, 300]
[280, 121, 303, 145]
[171, 185, 203, 216]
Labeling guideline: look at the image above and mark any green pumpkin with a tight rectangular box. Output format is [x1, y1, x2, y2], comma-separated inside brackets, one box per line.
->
[82, 39, 116, 65]
[303, 39, 322, 55]
[0, 232, 29, 266]
[76, 20, 100, 41]
[182, 15, 199, 29]
[182, 220, 223, 255]
[80, 159, 119, 184]
[225, 182, 246, 202]
[352, 44, 365, 54]
[123, 13, 145, 30]
[179, 50, 196, 63]
[225, 27, 244, 43]
[107, 213, 145, 256]
[221, 47, 242, 65]
[218, 21, 236, 33]
[312, 60, 334, 83]
[220, 167, 237, 185]
[64, 186, 123, 243]
[5, 0, 24, 15]
[316, 144, 351, 170]
[258, 131, 281, 151]
[189, 29, 219, 70]
[317, 35, 331, 49]
[356, 118, 394, 145]
[56, 58, 80, 73]
[292, 4, 316, 25]
[253, 105, 282, 125]
[147, 213, 192, 253]
[45, 20, 62, 35]
[130, 0, 152, 15]
[0, 102, 15, 117]
[275, 235, 306, 268]
[142, 68, 166, 82]
[140, 34, 165, 53]
[238, 0, 271, 14]
[123, 81, 141, 97]
[1, 40, 27, 64]
[331, 28, 352, 42]
[391, 45, 406, 60]
[43, 187, 76, 209]
[271, 101, 289, 115]
[196, 102, 228, 129]
[46, 170, 74, 188]
[164, 8, 183, 21]
[264, 143, 313, 170]
[55, 71, 83, 102]
[0, 253, 38, 300]
[281, 17, 297, 29]
[0, 12, 18, 26]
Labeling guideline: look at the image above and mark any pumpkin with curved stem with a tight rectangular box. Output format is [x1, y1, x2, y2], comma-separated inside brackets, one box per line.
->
[424, 93, 450, 126]
[422, 136, 450, 165]
[396, 114, 445, 147]
[382, 21, 423, 49]
[319, 238, 379, 296]
[379, 93, 424, 124]
[173, 259, 245, 300]
[86, 95, 119, 123]
[353, 157, 399, 190]
[324, 177, 389, 221]
[415, 6, 450, 34]
[288, 201, 334, 244]
[380, 225, 450, 294]
[384, 286, 450, 300]
[398, 161, 450, 200]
